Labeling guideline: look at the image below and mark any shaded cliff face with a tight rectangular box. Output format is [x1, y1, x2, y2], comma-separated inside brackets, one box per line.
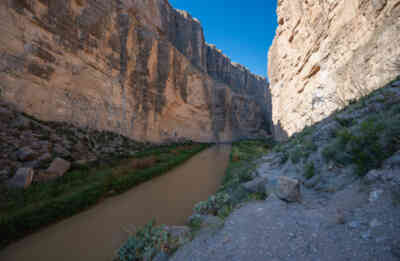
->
[0, 0, 270, 143]
[268, 0, 400, 140]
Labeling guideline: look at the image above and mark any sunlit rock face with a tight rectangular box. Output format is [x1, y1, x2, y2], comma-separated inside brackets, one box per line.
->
[268, 0, 400, 140]
[0, 0, 270, 143]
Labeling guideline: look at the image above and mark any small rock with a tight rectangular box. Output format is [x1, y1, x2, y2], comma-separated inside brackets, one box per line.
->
[275, 176, 301, 202]
[46, 158, 71, 177]
[165, 226, 191, 243]
[376, 236, 386, 243]
[371, 0, 386, 11]
[365, 169, 382, 183]
[336, 209, 345, 225]
[361, 230, 371, 240]
[0, 169, 9, 182]
[73, 141, 88, 154]
[348, 221, 360, 229]
[303, 174, 320, 188]
[391, 243, 400, 258]
[8, 168, 34, 189]
[242, 176, 269, 194]
[369, 218, 381, 228]
[23, 160, 40, 169]
[369, 189, 384, 202]
[0, 107, 14, 121]
[383, 152, 400, 169]
[53, 144, 70, 158]
[392, 80, 400, 87]
[17, 147, 36, 162]
[50, 133, 62, 142]
[12, 116, 31, 129]
[165, 226, 190, 238]
[38, 152, 52, 163]
[153, 251, 169, 261]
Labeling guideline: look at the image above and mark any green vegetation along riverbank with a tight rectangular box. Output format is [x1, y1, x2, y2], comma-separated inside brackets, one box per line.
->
[116, 140, 273, 261]
[0, 143, 208, 249]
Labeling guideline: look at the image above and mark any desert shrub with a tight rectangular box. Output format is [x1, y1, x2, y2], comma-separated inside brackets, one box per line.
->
[193, 140, 271, 220]
[118, 220, 169, 261]
[335, 116, 354, 127]
[304, 162, 315, 180]
[194, 192, 231, 216]
[288, 136, 317, 164]
[290, 146, 303, 164]
[0, 144, 207, 249]
[323, 114, 400, 176]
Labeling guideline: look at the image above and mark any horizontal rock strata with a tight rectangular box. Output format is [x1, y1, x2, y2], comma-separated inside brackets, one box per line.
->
[0, 0, 271, 143]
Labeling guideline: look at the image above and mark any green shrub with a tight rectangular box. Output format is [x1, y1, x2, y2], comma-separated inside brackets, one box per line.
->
[0, 144, 208, 249]
[290, 146, 303, 164]
[335, 116, 354, 127]
[118, 220, 169, 261]
[304, 162, 315, 180]
[195, 140, 271, 220]
[194, 192, 231, 215]
[322, 114, 400, 176]
[289, 139, 316, 164]
[217, 204, 234, 219]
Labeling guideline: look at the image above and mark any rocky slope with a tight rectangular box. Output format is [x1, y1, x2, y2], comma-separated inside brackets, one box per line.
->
[268, 0, 400, 140]
[0, 100, 146, 186]
[170, 78, 400, 261]
[0, 0, 270, 143]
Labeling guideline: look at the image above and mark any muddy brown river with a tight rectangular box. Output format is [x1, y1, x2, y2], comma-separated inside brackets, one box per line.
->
[0, 145, 231, 261]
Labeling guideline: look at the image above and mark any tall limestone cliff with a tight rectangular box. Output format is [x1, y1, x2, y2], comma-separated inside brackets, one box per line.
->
[268, 0, 400, 140]
[0, 0, 270, 143]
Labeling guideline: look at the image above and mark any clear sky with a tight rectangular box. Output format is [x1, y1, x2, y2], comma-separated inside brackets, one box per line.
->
[168, 0, 278, 79]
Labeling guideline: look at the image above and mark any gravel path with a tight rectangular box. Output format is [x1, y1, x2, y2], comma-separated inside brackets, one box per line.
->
[171, 158, 400, 261]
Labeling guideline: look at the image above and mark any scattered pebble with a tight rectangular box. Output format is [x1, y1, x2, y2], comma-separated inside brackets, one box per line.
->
[369, 219, 381, 228]
[348, 221, 360, 229]
[369, 190, 384, 202]
[361, 230, 371, 240]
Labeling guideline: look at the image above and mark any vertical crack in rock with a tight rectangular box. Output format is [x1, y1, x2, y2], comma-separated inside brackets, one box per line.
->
[116, 0, 130, 136]
[155, 40, 170, 114]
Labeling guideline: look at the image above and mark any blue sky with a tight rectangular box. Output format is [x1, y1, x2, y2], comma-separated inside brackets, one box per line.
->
[168, 0, 278, 79]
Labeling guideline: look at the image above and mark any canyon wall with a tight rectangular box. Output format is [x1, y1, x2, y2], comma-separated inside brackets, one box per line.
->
[268, 0, 400, 140]
[0, 0, 270, 143]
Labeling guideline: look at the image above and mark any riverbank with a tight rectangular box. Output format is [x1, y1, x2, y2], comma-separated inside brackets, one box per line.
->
[0, 145, 230, 261]
[0, 142, 208, 249]
[116, 139, 273, 261]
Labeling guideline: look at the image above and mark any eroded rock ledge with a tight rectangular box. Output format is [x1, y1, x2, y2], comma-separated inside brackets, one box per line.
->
[0, 0, 271, 143]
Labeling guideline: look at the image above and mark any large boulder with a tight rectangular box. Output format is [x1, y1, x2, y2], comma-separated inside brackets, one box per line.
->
[8, 168, 34, 189]
[46, 158, 71, 178]
[275, 176, 301, 202]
